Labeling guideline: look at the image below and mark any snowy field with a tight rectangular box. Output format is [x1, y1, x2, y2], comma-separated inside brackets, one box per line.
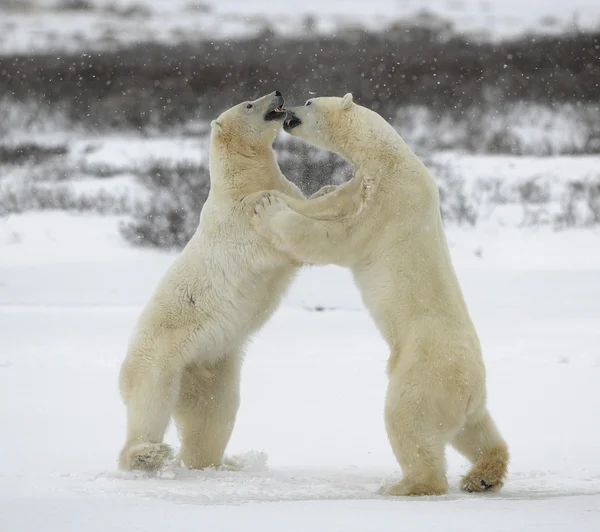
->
[1, 212, 600, 531]
[1, 0, 599, 528]
[1, 0, 599, 54]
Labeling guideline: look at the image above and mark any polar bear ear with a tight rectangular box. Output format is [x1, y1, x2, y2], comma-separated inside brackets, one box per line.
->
[211, 120, 223, 133]
[341, 93, 353, 110]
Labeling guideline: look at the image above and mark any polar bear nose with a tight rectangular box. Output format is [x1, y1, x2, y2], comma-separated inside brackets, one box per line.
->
[275, 90, 282, 97]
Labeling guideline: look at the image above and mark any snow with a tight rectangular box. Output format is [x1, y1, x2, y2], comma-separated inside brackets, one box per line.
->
[8, 498, 599, 532]
[76, 136, 210, 174]
[432, 153, 600, 189]
[1, 212, 600, 530]
[1, 0, 599, 54]
[2, 0, 599, 526]
[429, 152, 600, 228]
[401, 104, 600, 156]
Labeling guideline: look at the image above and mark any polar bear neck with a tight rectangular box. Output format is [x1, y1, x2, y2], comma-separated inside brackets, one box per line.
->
[337, 107, 410, 169]
[209, 143, 284, 197]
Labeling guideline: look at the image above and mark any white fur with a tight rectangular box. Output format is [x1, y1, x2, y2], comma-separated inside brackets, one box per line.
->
[252, 94, 509, 496]
[118, 92, 312, 472]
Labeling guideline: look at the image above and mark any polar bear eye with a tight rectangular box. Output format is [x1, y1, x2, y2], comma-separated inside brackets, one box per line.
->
[246, 104, 253, 109]
[305, 100, 312, 106]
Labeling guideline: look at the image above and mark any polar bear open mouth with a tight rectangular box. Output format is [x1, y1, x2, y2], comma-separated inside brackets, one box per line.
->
[264, 100, 286, 122]
[283, 111, 302, 131]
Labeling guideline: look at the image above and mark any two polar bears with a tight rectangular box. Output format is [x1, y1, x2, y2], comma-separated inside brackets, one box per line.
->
[118, 91, 508, 496]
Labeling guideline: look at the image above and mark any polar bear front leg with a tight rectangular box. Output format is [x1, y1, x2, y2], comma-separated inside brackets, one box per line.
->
[286, 169, 376, 220]
[252, 169, 374, 223]
[251, 192, 356, 265]
[118, 350, 183, 472]
[173, 353, 242, 470]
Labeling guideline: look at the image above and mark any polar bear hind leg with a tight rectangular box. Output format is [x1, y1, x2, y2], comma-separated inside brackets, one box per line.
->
[378, 370, 473, 497]
[118, 366, 180, 472]
[452, 409, 509, 492]
[379, 381, 448, 496]
[119, 442, 174, 472]
[174, 354, 242, 470]
[118, 345, 183, 471]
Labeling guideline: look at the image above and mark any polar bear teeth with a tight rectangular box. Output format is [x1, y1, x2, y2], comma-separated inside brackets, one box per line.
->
[274, 107, 284, 113]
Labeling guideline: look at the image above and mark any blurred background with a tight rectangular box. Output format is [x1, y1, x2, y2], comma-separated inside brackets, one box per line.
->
[0, 0, 599, 253]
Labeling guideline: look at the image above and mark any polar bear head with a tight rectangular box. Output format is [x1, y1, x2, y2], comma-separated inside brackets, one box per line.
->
[210, 91, 286, 154]
[282, 93, 358, 156]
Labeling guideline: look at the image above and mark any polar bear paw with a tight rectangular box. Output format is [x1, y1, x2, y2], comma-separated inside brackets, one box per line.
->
[252, 191, 287, 218]
[377, 476, 448, 497]
[119, 442, 173, 472]
[460, 448, 508, 492]
[461, 473, 504, 493]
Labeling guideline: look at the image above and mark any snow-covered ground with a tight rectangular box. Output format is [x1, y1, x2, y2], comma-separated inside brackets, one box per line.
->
[1, 0, 599, 54]
[2, 1, 599, 528]
[1, 212, 599, 530]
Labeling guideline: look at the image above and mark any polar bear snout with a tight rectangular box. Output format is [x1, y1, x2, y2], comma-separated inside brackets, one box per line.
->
[263, 92, 286, 122]
[283, 110, 302, 131]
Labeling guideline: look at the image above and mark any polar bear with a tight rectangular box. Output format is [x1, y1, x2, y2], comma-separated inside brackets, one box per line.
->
[118, 91, 370, 472]
[251, 94, 509, 496]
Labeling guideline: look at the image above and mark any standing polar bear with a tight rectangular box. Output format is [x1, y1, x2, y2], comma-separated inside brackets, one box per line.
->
[118, 91, 371, 472]
[252, 94, 509, 496]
